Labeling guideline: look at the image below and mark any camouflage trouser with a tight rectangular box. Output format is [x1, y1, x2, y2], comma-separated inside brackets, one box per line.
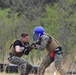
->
[54, 53, 66, 75]
[38, 48, 66, 75]
[8, 54, 32, 75]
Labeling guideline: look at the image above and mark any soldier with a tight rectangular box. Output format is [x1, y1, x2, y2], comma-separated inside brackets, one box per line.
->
[8, 33, 34, 75]
[33, 26, 67, 75]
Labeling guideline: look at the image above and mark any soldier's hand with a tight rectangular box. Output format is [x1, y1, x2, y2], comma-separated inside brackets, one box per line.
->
[24, 50, 29, 55]
[24, 44, 31, 55]
[31, 43, 37, 49]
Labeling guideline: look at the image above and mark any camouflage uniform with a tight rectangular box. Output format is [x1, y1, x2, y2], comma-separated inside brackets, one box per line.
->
[8, 54, 32, 75]
[35, 34, 66, 75]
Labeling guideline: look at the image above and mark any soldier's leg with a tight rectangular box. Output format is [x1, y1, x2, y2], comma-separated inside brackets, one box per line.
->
[19, 58, 32, 75]
[30, 65, 39, 74]
[38, 53, 54, 75]
[54, 53, 66, 75]
[8, 56, 32, 75]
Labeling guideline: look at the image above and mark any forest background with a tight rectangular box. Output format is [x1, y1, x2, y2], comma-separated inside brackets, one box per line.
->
[0, 0, 76, 72]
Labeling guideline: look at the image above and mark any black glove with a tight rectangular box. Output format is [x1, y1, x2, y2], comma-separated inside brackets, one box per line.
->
[31, 43, 36, 47]
[24, 44, 31, 55]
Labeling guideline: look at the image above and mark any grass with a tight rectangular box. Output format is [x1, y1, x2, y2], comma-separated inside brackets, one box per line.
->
[0, 73, 18, 75]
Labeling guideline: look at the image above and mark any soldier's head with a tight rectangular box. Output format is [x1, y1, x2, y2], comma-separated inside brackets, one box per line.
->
[21, 33, 29, 43]
[33, 26, 45, 41]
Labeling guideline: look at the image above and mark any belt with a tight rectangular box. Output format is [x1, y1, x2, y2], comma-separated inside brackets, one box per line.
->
[54, 46, 63, 54]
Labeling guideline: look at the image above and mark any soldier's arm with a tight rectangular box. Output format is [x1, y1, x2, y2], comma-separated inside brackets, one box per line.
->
[14, 40, 24, 53]
[15, 46, 24, 53]
[35, 35, 51, 50]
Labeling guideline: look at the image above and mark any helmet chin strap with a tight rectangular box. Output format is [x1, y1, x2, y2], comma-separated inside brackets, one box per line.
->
[43, 32, 45, 34]
[38, 34, 41, 39]
[38, 32, 45, 39]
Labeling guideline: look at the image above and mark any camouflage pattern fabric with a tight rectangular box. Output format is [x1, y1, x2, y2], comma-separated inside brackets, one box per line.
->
[8, 54, 32, 75]
[54, 53, 66, 75]
[38, 53, 54, 75]
[38, 52, 67, 75]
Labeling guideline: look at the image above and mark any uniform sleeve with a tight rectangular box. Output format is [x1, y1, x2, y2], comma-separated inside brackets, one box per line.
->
[36, 35, 51, 51]
[13, 40, 22, 48]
